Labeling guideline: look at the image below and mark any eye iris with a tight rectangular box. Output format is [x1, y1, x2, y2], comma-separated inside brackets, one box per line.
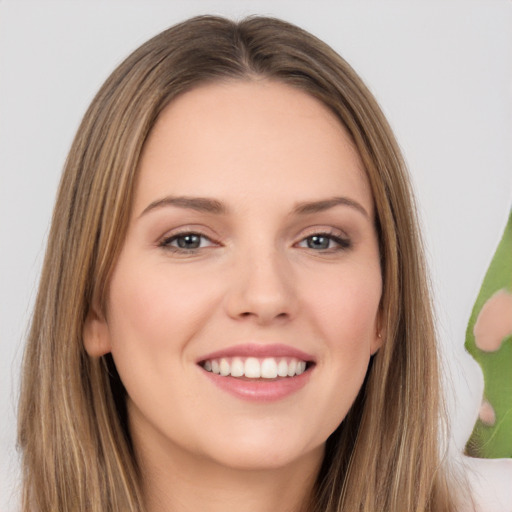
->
[177, 234, 201, 249]
[307, 235, 330, 249]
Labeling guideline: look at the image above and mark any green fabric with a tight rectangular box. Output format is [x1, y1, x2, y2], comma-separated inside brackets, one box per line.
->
[465, 208, 512, 459]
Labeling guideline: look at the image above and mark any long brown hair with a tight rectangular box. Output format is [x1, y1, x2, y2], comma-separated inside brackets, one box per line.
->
[18, 15, 458, 511]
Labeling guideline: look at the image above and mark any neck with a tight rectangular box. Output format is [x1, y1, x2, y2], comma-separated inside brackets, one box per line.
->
[134, 430, 323, 512]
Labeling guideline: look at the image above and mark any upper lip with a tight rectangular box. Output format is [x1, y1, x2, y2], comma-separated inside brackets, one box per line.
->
[196, 343, 316, 363]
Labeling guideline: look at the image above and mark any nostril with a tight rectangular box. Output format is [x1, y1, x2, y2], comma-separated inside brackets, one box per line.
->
[238, 311, 289, 321]
[225, 275, 297, 323]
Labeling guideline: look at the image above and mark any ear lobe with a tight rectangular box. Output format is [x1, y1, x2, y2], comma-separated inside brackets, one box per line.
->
[83, 306, 112, 357]
[370, 330, 384, 355]
[370, 313, 386, 356]
[371, 313, 386, 355]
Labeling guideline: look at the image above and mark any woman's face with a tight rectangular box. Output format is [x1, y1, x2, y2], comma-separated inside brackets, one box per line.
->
[85, 80, 383, 472]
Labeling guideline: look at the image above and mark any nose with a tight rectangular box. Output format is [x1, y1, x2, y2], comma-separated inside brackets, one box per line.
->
[224, 247, 298, 325]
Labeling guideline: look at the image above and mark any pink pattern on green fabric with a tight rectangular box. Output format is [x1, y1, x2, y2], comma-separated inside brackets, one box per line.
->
[465, 208, 512, 459]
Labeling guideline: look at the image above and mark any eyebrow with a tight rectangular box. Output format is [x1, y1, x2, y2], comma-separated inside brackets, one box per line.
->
[139, 195, 369, 219]
[139, 196, 227, 217]
[293, 197, 369, 218]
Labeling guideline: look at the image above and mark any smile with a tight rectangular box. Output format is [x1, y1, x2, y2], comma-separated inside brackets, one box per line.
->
[201, 357, 308, 379]
[197, 344, 316, 401]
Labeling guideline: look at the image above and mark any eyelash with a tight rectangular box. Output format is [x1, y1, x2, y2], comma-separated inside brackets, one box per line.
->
[296, 232, 351, 252]
[159, 231, 217, 253]
[158, 230, 351, 254]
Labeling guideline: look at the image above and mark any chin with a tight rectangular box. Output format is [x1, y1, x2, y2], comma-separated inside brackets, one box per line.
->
[209, 443, 324, 473]
[196, 425, 327, 472]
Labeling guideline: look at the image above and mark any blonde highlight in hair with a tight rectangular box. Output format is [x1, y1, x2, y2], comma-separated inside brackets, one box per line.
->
[18, 15, 457, 511]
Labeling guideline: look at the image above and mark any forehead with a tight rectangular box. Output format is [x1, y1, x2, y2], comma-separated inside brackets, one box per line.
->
[134, 79, 373, 215]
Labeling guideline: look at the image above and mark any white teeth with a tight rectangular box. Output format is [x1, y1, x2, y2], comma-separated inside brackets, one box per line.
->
[296, 361, 306, 375]
[244, 357, 261, 378]
[287, 359, 297, 377]
[277, 359, 288, 377]
[202, 356, 309, 379]
[261, 358, 278, 379]
[219, 358, 230, 376]
[231, 357, 244, 377]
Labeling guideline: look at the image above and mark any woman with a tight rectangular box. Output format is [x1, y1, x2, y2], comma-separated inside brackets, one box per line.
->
[17, 15, 460, 512]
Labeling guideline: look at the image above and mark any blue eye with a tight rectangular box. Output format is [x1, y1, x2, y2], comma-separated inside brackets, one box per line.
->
[160, 232, 214, 252]
[299, 233, 351, 251]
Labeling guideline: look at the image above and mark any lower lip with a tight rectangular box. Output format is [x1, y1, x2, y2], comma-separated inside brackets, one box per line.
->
[200, 368, 313, 402]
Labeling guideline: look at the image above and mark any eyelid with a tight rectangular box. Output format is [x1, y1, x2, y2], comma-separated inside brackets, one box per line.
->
[155, 225, 351, 254]
[294, 227, 352, 251]
[157, 226, 220, 253]
[296, 225, 349, 241]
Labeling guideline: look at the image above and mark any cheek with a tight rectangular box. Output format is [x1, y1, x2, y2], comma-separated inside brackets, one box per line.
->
[304, 267, 381, 430]
[107, 261, 220, 355]
[104, 262, 219, 418]
[305, 265, 382, 350]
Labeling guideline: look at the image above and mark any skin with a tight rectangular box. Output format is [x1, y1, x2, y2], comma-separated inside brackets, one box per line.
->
[84, 80, 383, 512]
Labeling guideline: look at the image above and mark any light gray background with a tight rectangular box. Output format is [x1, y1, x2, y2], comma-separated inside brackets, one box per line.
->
[1, 1, 511, 511]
